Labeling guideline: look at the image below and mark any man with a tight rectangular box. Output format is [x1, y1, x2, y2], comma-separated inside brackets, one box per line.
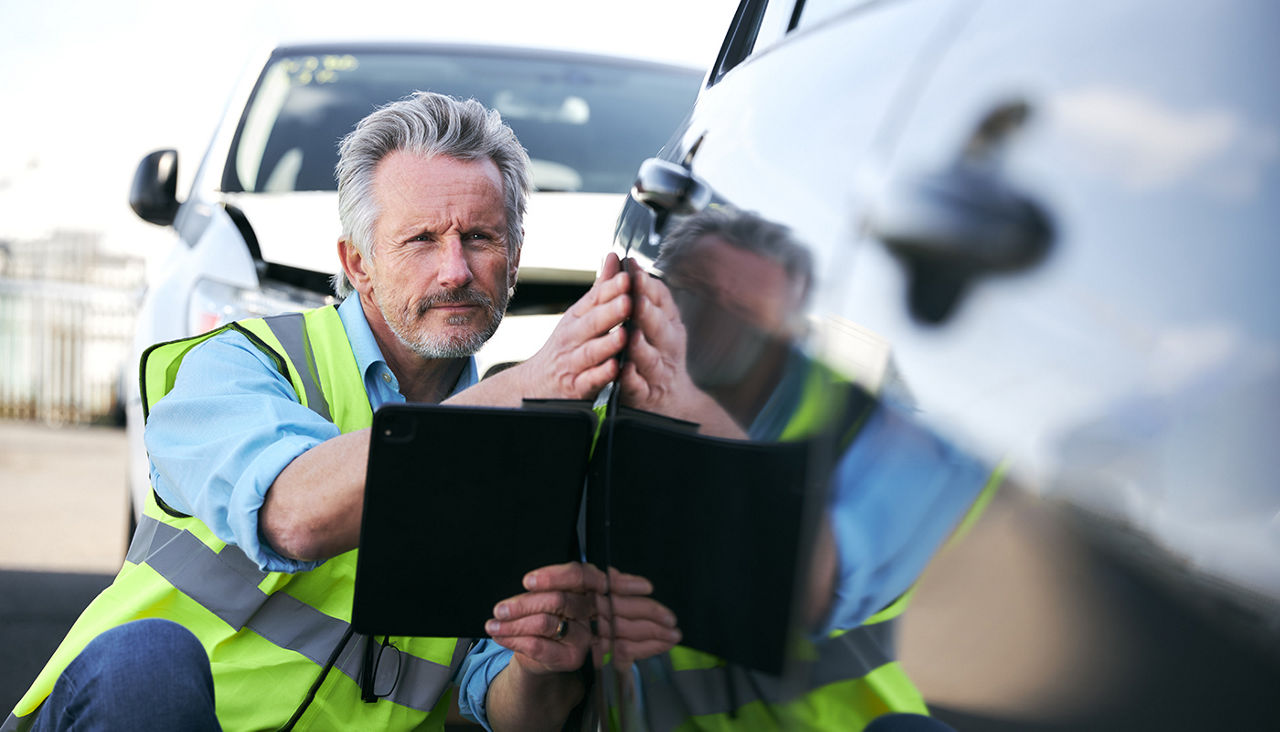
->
[616, 207, 993, 730]
[6, 92, 677, 732]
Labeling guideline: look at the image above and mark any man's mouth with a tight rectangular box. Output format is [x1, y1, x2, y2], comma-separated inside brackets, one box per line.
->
[416, 289, 494, 318]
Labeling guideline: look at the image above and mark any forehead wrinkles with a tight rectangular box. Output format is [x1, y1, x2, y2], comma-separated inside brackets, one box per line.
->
[372, 154, 507, 240]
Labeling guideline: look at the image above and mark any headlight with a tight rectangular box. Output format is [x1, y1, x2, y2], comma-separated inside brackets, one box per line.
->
[188, 276, 335, 335]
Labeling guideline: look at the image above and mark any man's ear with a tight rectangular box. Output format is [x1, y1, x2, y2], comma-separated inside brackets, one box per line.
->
[507, 231, 523, 285]
[339, 238, 373, 295]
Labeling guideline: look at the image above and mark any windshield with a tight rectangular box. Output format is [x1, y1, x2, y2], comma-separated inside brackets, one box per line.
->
[223, 49, 701, 195]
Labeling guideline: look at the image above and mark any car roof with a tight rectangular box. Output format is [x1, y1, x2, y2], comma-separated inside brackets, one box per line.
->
[268, 40, 703, 76]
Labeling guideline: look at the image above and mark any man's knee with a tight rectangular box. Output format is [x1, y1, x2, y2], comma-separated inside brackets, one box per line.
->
[78, 619, 211, 691]
[36, 619, 218, 732]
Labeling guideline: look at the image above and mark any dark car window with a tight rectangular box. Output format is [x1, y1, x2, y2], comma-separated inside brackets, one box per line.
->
[222, 50, 702, 195]
[710, 0, 769, 84]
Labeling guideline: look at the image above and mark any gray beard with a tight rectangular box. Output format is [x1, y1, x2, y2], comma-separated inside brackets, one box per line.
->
[379, 286, 508, 360]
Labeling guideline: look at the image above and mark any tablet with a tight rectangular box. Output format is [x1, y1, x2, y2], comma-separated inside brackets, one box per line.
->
[586, 413, 818, 674]
[352, 403, 595, 638]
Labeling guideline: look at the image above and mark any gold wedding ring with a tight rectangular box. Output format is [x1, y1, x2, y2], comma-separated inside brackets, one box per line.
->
[553, 619, 569, 640]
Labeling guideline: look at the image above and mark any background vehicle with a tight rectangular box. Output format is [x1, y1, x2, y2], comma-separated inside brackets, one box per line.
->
[614, 0, 1278, 722]
[124, 41, 702, 525]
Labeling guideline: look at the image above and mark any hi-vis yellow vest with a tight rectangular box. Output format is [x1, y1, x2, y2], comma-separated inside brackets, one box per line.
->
[6, 306, 464, 732]
[638, 362, 1001, 731]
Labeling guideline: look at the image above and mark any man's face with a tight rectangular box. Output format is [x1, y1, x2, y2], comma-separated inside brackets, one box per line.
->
[354, 151, 518, 360]
[671, 235, 800, 336]
[667, 235, 803, 387]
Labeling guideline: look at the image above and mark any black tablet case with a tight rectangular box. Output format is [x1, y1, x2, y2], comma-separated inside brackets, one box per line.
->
[352, 404, 594, 638]
[353, 401, 818, 674]
[586, 413, 815, 673]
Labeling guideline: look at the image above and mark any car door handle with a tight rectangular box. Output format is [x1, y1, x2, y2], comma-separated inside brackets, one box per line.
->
[865, 100, 1054, 324]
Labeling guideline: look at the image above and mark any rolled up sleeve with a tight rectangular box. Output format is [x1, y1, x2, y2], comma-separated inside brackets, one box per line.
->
[454, 639, 514, 731]
[144, 330, 341, 573]
[820, 401, 990, 634]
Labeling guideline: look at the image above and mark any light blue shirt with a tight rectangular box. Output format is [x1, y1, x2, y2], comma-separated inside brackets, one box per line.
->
[749, 348, 989, 635]
[144, 295, 508, 728]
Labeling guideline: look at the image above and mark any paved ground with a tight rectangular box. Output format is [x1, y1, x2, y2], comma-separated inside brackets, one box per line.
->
[2, 419, 1277, 729]
[0, 420, 130, 574]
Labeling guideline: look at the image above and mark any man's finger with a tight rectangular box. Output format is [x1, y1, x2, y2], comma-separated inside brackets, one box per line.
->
[595, 614, 682, 643]
[569, 359, 621, 400]
[629, 285, 685, 358]
[493, 589, 572, 619]
[580, 327, 629, 370]
[522, 561, 608, 594]
[626, 328, 664, 373]
[573, 270, 630, 315]
[618, 360, 648, 396]
[607, 567, 655, 595]
[597, 594, 677, 627]
[494, 592, 596, 626]
[629, 260, 676, 310]
[486, 612, 577, 639]
[599, 251, 622, 281]
[577, 290, 631, 339]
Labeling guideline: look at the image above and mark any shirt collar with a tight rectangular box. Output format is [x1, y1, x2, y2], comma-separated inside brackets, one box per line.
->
[336, 296, 478, 402]
[748, 346, 808, 441]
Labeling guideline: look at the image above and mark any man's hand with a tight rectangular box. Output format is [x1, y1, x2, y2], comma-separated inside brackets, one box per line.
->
[450, 253, 631, 409]
[520, 252, 633, 400]
[588, 567, 682, 670]
[485, 563, 597, 674]
[485, 562, 681, 672]
[620, 259, 747, 439]
[482, 561, 680, 730]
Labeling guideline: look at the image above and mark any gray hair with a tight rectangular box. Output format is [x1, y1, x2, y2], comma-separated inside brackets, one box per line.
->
[656, 207, 813, 302]
[332, 91, 532, 297]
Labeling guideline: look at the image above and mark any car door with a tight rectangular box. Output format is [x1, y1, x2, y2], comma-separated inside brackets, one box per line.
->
[602, 0, 994, 726]
[844, 0, 1280, 621]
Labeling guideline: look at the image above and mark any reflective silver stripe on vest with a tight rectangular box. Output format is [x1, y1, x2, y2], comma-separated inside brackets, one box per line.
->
[641, 622, 897, 730]
[1, 711, 30, 732]
[125, 515, 455, 711]
[263, 312, 332, 422]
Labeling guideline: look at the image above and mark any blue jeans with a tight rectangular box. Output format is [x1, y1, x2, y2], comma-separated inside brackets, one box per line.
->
[865, 713, 958, 732]
[32, 619, 221, 732]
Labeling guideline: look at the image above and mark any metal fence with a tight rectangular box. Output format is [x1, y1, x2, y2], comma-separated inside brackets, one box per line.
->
[0, 232, 145, 425]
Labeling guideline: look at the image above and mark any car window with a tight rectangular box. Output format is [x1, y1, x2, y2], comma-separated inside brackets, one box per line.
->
[223, 50, 702, 195]
[793, 0, 883, 32]
[710, 0, 767, 84]
[712, 0, 882, 82]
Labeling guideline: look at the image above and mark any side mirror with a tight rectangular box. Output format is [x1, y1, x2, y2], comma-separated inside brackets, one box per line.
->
[129, 149, 180, 226]
[629, 158, 712, 219]
[629, 158, 713, 251]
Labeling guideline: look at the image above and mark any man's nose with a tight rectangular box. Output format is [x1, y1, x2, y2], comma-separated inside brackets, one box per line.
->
[436, 238, 474, 289]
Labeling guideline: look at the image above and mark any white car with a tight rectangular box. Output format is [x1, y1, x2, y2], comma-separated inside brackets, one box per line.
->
[125, 42, 702, 528]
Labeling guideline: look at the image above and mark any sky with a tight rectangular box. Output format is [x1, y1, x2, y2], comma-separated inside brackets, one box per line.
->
[0, 0, 739, 248]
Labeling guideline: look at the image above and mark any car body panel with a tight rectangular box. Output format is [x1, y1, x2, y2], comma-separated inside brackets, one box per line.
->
[840, 0, 1280, 602]
[610, 0, 1279, 706]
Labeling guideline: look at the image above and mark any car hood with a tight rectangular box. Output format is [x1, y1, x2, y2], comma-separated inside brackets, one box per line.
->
[222, 190, 623, 283]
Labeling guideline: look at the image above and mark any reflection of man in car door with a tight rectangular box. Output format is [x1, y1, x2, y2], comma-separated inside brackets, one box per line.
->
[621, 206, 992, 731]
[8, 92, 679, 732]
